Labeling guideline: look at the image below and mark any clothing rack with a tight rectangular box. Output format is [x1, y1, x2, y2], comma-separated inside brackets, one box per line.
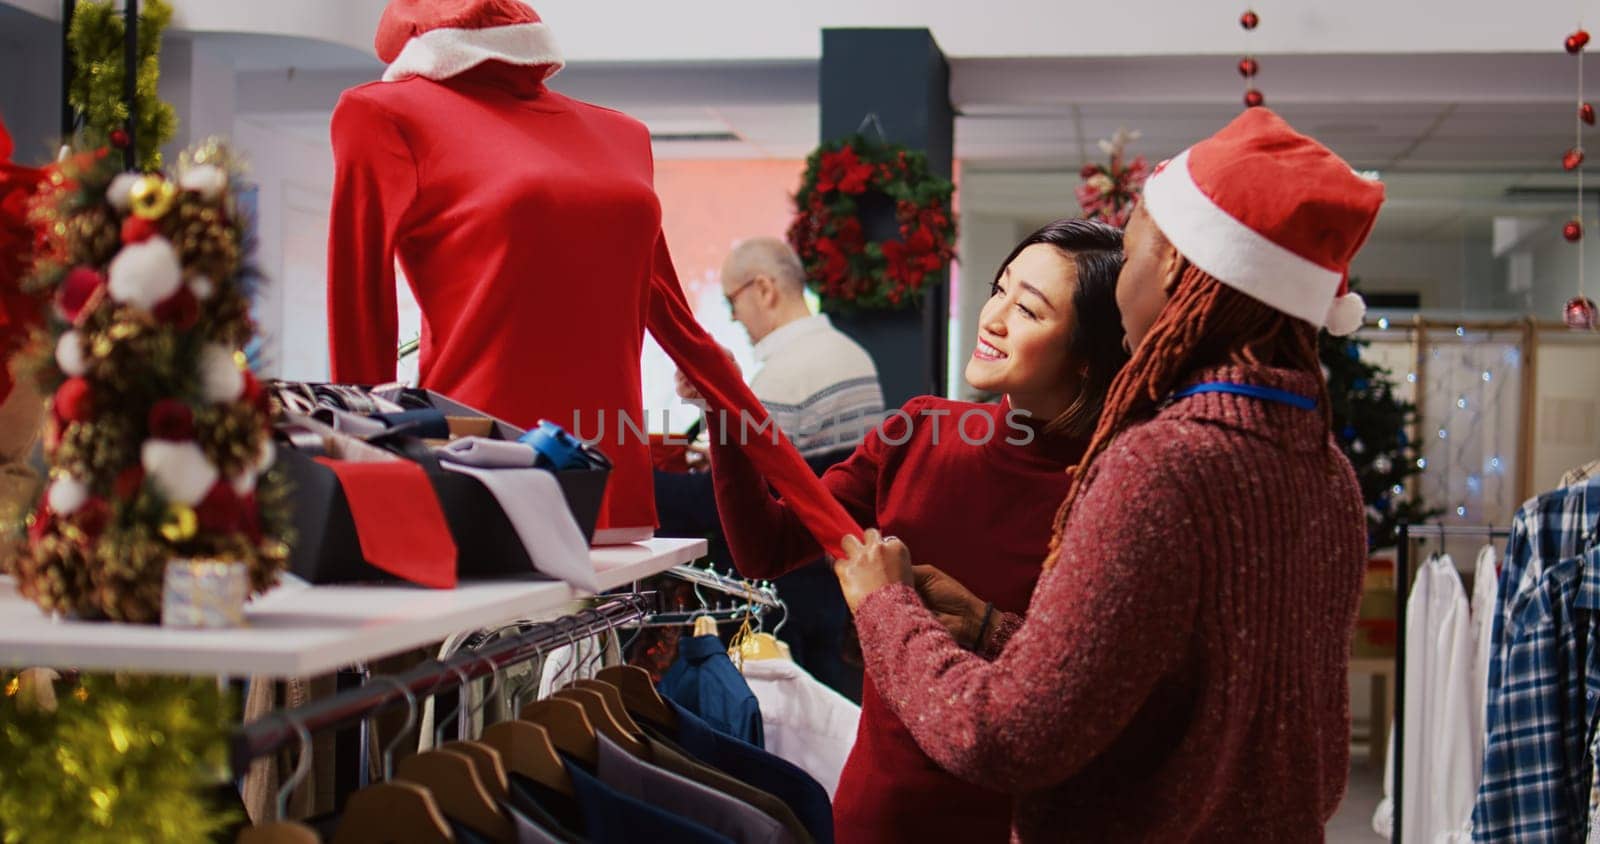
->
[230, 592, 652, 779]
[1391, 521, 1511, 844]
[669, 563, 781, 609]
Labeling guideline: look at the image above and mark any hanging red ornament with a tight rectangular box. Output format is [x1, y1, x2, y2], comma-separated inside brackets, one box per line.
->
[109, 128, 130, 149]
[54, 377, 95, 424]
[1567, 219, 1585, 241]
[1238, 57, 1260, 78]
[1244, 89, 1265, 108]
[1583, 103, 1596, 125]
[1566, 147, 1587, 170]
[1568, 29, 1592, 54]
[1240, 10, 1259, 30]
[1566, 295, 1598, 329]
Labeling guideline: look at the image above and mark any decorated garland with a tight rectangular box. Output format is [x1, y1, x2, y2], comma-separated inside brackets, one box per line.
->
[11, 142, 291, 623]
[1075, 128, 1148, 229]
[788, 135, 956, 311]
[0, 670, 238, 842]
[66, 0, 178, 171]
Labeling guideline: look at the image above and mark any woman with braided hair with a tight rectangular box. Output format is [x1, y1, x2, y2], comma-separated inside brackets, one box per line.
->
[833, 107, 1383, 842]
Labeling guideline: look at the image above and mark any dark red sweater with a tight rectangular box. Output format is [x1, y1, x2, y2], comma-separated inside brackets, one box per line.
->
[712, 396, 1084, 843]
[854, 366, 1367, 842]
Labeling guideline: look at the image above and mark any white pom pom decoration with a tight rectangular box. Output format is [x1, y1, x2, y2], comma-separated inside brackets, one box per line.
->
[55, 331, 86, 377]
[230, 470, 258, 496]
[105, 173, 141, 213]
[1325, 292, 1366, 337]
[179, 164, 228, 201]
[47, 475, 89, 515]
[199, 344, 245, 403]
[254, 439, 276, 473]
[141, 440, 219, 506]
[188, 275, 215, 301]
[107, 237, 182, 311]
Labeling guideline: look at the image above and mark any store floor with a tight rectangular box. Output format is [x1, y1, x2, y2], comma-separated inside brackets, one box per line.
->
[1328, 756, 1384, 842]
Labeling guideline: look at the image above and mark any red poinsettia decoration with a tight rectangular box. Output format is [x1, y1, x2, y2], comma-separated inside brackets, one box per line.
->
[1074, 128, 1148, 229]
[789, 135, 957, 311]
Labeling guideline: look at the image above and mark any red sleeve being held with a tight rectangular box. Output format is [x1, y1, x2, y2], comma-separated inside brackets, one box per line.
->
[327, 90, 415, 384]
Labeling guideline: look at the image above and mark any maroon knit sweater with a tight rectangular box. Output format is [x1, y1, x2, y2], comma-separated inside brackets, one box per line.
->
[711, 395, 1085, 843]
[854, 365, 1367, 842]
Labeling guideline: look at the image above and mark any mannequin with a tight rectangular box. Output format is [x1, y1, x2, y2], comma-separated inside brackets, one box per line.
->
[328, 0, 857, 550]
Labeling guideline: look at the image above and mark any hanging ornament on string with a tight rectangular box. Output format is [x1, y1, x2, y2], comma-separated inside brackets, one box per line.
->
[1565, 20, 1595, 329]
[1240, 8, 1263, 108]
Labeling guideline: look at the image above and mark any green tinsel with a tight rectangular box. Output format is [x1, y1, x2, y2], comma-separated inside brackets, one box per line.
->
[66, 0, 177, 171]
[0, 672, 237, 843]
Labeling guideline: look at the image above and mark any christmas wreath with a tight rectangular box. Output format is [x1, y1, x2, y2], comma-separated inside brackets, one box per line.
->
[1075, 128, 1148, 229]
[787, 136, 956, 311]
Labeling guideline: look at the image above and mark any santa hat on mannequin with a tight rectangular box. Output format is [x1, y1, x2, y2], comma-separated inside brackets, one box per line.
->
[376, 0, 564, 83]
[1140, 107, 1385, 336]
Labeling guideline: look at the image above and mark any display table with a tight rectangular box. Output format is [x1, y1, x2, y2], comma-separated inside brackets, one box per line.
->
[0, 537, 706, 678]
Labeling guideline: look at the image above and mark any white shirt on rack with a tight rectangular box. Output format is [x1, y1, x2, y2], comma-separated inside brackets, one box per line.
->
[1470, 544, 1498, 776]
[738, 656, 861, 798]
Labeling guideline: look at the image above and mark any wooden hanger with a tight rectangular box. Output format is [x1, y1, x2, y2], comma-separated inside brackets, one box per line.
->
[735, 632, 787, 662]
[331, 782, 454, 844]
[568, 678, 646, 736]
[238, 715, 322, 843]
[440, 741, 509, 803]
[332, 677, 456, 844]
[551, 688, 649, 757]
[692, 614, 719, 637]
[520, 696, 598, 767]
[396, 748, 513, 844]
[594, 665, 677, 730]
[481, 719, 575, 797]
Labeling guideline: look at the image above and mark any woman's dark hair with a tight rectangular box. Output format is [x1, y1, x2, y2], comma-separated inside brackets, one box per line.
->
[991, 218, 1130, 439]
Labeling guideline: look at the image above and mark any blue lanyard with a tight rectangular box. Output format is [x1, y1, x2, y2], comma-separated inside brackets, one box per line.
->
[1170, 381, 1317, 411]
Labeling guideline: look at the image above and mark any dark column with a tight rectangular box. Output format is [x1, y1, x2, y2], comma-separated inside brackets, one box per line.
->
[819, 28, 954, 408]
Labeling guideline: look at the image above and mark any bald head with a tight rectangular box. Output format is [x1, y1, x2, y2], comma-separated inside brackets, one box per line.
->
[721, 237, 813, 344]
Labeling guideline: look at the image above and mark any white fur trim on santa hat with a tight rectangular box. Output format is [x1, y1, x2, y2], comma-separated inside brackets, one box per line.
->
[1325, 291, 1366, 336]
[105, 173, 140, 214]
[254, 439, 276, 474]
[1142, 150, 1345, 330]
[47, 475, 89, 516]
[199, 344, 245, 403]
[382, 22, 563, 83]
[230, 469, 258, 497]
[141, 440, 218, 506]
[107, 237, 183, 311]
[55, 331, 86, 378]
[179, 165, 228, 201]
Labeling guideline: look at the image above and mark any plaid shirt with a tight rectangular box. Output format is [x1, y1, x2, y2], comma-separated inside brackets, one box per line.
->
[1474, 478, 1600, 843]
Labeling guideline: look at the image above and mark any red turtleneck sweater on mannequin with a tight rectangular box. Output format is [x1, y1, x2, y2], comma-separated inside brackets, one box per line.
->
[327, 60, 856, 549]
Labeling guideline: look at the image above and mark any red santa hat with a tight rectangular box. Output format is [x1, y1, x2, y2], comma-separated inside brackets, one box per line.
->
[1140, 107, 1385, 336]
[376, 0, 563, 83]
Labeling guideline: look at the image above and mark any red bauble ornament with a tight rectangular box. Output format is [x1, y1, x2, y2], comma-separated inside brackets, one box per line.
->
[1567, 220, 1585, 242]
[1079, 163, 1100, 179]
[1567, 29, 1591, 54]
[1583, 103, 1597, 126]
[1238, 57, 1260, 77]
[195, 482, 245, 534]
[1566, 147, 1587, 171]
[74, 497, 111, 539]
[54, 377, 94, 424]
[56, 266, 106, 323]
[120, 215, 159, 244]
[109, 128, 130, 149]
[152, 286, 200, 331]
[147, 398, 196, 441]
[113, 465, 146, 502]
[1240, 10, 1259, 30]
[242, 371, 271, 416]
[1244, 89, 1265, 108]
[1566, 295, 1599, 330]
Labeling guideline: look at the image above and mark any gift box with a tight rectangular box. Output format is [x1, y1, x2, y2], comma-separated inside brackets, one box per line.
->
[273, 385, 610, 585]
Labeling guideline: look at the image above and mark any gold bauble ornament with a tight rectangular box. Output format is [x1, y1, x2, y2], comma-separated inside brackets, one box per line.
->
[128, 176, 178, 220]
[159, 504, 198, 542]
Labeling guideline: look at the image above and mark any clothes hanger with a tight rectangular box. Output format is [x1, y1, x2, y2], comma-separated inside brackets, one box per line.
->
[434, 660, 510, 803]
[733, 580, 786, 662]
[332, 677, 454, 844]
[519, 696, 599, 768]
[478, 644, 576, 798]
[548, 622, 648, 757]
[396, 676, 515, 844]
[237, 715, 320, 844]
[594, 665, 677, 731]
[564, 613, 648, 739]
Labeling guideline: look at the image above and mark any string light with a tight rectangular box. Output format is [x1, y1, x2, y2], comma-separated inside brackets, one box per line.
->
[1377, 317, 1390, 330]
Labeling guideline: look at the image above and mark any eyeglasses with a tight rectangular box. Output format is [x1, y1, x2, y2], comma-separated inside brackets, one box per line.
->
[724, 277, 761, 310]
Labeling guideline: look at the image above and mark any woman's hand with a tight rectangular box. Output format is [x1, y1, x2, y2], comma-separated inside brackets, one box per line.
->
[913, 565, 989, 649]
[834, 529, 914, 613]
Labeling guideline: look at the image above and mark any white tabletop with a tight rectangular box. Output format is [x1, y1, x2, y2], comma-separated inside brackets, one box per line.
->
[0, 537, 705, 678]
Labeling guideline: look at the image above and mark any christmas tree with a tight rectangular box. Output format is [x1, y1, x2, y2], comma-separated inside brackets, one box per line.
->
[1318, 309, 1437, 549]
[65, 0, 177, 171]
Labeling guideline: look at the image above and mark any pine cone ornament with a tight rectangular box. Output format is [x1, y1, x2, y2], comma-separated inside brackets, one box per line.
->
[162, 193, 238, 285]
[15, 537, 100, 619]
[64, 205, 121, 267]
[91, 535, 168, 623]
